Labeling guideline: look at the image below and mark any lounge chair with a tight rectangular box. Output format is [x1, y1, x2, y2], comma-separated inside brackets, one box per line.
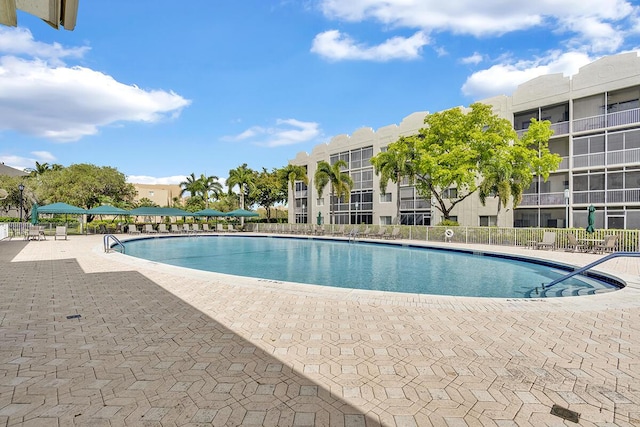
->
[594, 235, 617, 253]
[158, 224, 169, 233]
[191, 223, 200, 234]
[372, 227, 387, 239]
[332, 225, 345, 236]
[534, 231, 556, 250]
[217, 224, 226, 233]
[54, 225, 67, 240]
[566, 233, 586, 252]
[182, 224, 190, 233]
[143, 224, 157, 234]
[361, 226, 372, 237]
[227, 224, 239, 232]
[314, 226, 325, 235]
[202, 223, 211, 233]
[26, 226, 45, 241]
[128, 224, 141, 235]
[170, 224, 181, 233]
[384, 227, 400, 240]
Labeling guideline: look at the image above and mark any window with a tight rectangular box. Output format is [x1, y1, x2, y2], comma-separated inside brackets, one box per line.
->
[479, 216, 497, 226]
[316, 198, 324, 206]
[380, 216, 392, 225]
[380, 193, 392, 203]
[442, 188, 458, 199]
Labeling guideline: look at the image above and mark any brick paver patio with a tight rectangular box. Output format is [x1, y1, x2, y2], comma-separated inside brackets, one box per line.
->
[1, 234, 639, 426]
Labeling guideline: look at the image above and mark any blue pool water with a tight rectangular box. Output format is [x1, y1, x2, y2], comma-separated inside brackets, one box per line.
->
[123, 236, 621, 298]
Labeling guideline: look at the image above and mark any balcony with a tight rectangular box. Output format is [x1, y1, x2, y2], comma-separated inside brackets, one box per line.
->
[515, 121, 569, 138]
[606, 189, 640, 203]
[572, 152, 605, 168]
[520, 192, 566, 206]
[573, 107, 640, 133]
[573, 191, 605, 204]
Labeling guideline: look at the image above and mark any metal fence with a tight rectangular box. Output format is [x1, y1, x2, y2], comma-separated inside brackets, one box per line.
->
[248, 223, 640, 252]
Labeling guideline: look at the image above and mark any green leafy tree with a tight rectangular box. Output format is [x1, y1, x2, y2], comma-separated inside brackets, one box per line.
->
[179, 173, 203, 204]
[254, 168, 286, 222]
[478, 118, 560, 213]
[37, 164, 136, 210]
[370, 137, 417, 224]
[405, 102, 551, 221]
[314, 160, 353, 225]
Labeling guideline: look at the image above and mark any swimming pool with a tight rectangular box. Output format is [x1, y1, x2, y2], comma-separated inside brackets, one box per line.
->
[123, 235, 621, 298]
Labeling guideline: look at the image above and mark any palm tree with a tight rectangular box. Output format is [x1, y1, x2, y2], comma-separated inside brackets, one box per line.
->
[370, 137, 417, 224]
[314, 160, 353, 225]
[200, 174, 223, 209]
[280, 164, 308, 203]
[179, 173, 202, 200]
[227, 164, 256, 211]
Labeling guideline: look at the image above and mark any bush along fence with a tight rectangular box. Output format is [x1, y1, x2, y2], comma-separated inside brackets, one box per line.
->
[248, 223, 640, 252]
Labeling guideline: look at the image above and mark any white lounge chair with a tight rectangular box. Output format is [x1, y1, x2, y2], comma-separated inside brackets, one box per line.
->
[191, 223, 200, 234]
[143, 224, 157, 234]
[534, 231, 556, 250]
[217, 223, 226, 233]
[158, 224, 169, 233]
[227, 224, 239, 232]
[182, 224, 190, 233]
[128, 224, 140, 235]
[384, 227, 400, 240]
[170, 224, 180, 233]
[55, 225, 67, 240]
[202, 223, 211, 233]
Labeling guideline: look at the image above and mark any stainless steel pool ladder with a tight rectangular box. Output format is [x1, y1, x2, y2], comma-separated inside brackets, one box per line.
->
[104, 234, 125, 253]
[543, 251, 640, 288]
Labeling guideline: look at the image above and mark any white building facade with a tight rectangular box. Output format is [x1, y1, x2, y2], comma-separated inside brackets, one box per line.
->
[288, 52, 640, 230]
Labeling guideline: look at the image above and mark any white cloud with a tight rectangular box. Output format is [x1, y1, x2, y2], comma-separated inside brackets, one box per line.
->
[461, 51, 595, 99]
[0, 28, 191, 142]
[0, 27, 88, 64]
[317, 0, 638, 53]
[461, 52, 483, 65]
[311, 29, 428, 61]
[30, 151, 56, 162]
[226, 118, 321, 147]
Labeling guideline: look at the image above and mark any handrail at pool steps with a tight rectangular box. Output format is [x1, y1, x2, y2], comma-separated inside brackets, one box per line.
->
[104, 234, 125, 253]
[543, 251, 640, 288]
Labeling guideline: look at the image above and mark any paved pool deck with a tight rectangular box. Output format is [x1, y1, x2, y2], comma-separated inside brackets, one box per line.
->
[1, 234, 639, 426]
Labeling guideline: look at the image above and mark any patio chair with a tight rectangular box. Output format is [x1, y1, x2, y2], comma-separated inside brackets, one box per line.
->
[143, 224, 157, 234]
[384, 227, 400, 240]
[227, 224, 239, 232]
[158, 224, 169, 233]
[26, 226, 44, 241]
[127, 224, 141, 235]
[361, 226, 372, 237]
[182, 224, 190, 233]
[534, 231, 556, 250]
[566, 233, 586, 252]
[170, 224, 181, 233]
[594, 235, 618, 253]
[191, 223, 200, 234]
[217, 224, 226, 233]
[372, 227, 387, 239]
[202, 223, 211, 233]
[332, 225, 345, 236]
[54, 225, 67, 240]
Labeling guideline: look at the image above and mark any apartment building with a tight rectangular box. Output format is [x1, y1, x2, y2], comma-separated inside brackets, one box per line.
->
[131, 183, 184, 207]
[288, 51, 640, 230]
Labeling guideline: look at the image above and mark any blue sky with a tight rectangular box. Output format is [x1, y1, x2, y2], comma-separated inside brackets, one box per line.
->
[1, 1, 639, 186]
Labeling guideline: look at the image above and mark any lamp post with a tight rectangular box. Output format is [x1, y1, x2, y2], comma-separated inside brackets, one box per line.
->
[564, 188, 570, 228]
[18, 183, 24, 223]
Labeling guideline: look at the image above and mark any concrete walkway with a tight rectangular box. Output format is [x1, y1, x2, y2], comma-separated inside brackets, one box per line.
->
[1, 234, 639, 426]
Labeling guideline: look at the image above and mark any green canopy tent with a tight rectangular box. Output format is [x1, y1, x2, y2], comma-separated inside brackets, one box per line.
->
[86, 205, 130, 216]
[37, 202, 88, 231]
[226, 208, 259, 217]
[86, 205, 131, 233]
[194, 208, 225, 229]
[38, 202, 87, 215]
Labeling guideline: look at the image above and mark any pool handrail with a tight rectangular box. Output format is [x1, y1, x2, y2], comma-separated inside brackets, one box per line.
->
[544, 251, 640, 288]
[104, 234, 125, 253]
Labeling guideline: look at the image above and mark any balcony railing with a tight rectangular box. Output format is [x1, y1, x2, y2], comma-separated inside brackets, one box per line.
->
[520, 192, 567, 206]
[573, 107, 640, 133]
[607, 148, 640, 166]
[573, 191, 605, 204]
[572, 152, 605, 168]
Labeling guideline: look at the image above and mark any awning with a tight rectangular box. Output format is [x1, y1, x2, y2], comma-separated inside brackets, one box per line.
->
[37, 202, 87, 214]
[86, 205, 130, 215]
